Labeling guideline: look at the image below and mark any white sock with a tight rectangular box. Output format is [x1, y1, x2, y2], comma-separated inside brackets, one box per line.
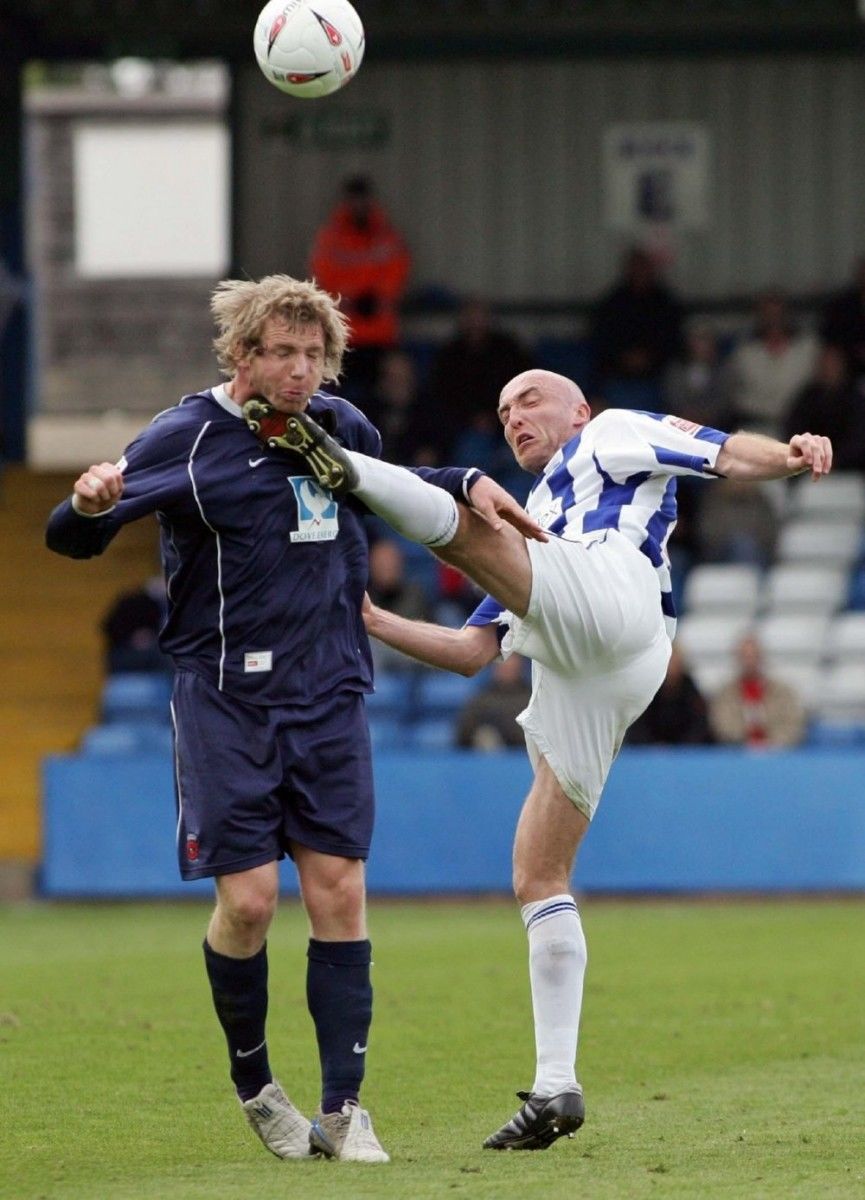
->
[521, 894, 587, 1096]
[348, 453, 459, 547]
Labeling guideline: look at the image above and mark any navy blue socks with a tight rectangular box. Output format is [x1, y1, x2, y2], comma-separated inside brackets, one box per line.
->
[306, 938, 372, 1114]
[203, 939, 272, 1102]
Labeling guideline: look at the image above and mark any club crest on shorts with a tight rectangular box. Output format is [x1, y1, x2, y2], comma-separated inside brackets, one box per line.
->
[288, 476, 339, 542]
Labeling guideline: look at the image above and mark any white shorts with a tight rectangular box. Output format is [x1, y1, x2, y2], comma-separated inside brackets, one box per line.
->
[503, 529, 670, 820]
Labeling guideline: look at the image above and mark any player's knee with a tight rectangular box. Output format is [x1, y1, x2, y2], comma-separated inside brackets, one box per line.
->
[220, 889, 277, 935]
[303, 863, 365, 927]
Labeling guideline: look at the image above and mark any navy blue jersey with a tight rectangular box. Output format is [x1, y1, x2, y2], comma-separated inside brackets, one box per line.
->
[46, 386, 475, 707]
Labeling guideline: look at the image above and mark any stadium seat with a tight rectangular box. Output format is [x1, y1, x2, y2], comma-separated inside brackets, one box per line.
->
[812, 662, 865, 724]
[367, 716, 405, 752]
[806, 719, 865, 748]
[101, 672, 172, 724]
[81, 723, 173, 755]
[787, 474, 865, 521]
[409, 718, 456, 751]
[824, 612, 865, 664]
[776, 519, 862, 566]
[689, 659, 732, 698]
[757, 613, 831, 667]
[414, 670, 477, 717]
[765, 662, 821, 710]
[682, 564, 761, 617]
[365, 670, 412, 717]
[761, 564, 848, 616]
[675, 613, 753, 662]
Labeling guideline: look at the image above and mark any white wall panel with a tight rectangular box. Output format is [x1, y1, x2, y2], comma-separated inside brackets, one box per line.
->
[236, 54, 865, 301]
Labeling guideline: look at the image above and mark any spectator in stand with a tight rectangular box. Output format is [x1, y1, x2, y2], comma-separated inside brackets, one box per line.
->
[309, 175, 411, 401]
[366, 536, 432, 672]
[364, 349, 444, 466]
[590, 246, 684, 397]
[455, 654, 532, 750]
[783, 342, 865, 473]
[101, 575, 172, 676]
[663, 323, 734, 429]
[429, 297, 535, 462]
[820, 255, 865, 383]
[695, 476, 778, 569]
[726, 290, 819, 438]
[709, 633, 806, 748]
[627, 642, 713, 746]
[435, 562, 484, 628]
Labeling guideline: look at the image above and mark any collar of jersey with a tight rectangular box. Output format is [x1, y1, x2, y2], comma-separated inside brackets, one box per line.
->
[539, 430, 582, 482]
[210, 383, 243, 418]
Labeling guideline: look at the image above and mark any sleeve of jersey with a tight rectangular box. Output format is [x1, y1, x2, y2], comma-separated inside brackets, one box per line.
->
[649, 412, 729, 475]
[337, 399, 382, 458]
[466, 594, 507, 634]
[410, 465, 485, 502]
[45, 415, 192, 559]
[597, 409, 729, 478]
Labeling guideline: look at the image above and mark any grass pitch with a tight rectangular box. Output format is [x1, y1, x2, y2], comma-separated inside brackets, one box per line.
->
[1, 897, 863, 1199]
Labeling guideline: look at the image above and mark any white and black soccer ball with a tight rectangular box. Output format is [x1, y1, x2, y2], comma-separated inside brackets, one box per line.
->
[253, 0, 365, 98]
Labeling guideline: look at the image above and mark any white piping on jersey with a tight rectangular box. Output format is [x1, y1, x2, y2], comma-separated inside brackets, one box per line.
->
[187, 420, 227, 691]
[157, 512, 180, 605]
[170, 697, 184, 851]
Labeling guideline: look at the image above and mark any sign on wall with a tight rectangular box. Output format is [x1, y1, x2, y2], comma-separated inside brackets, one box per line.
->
[603, 121, 710, 235]
[73, 121, 230, 277]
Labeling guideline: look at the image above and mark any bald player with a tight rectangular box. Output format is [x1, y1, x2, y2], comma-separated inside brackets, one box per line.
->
[269, 368, 832, 1151]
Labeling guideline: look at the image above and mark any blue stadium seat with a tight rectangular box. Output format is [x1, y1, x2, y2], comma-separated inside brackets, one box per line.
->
[415, 670, 477, 717]
[367, 715, 405, 751]
[365, 670, 412, 717]
[82, 722, 173, 755]
[409, 718, 456, 751]
[101, 672, 172, 724]
[805, 720, 865, 748]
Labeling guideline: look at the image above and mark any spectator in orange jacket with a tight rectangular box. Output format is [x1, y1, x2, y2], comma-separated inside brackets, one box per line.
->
[310, 175, 412, 400]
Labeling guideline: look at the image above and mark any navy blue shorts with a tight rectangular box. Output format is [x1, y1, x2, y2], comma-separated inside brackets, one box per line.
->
[171, 670, 375, 880]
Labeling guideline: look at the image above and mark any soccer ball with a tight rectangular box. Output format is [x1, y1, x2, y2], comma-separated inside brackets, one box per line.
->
[253, 0, 365, 98]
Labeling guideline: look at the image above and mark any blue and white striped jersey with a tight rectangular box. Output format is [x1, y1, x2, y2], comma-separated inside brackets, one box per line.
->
[468, 408, 729, 637]
[46, 385, 476, 706]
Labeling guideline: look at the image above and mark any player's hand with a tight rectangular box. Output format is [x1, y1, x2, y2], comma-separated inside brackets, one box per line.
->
[73, 462, 124, 515]
[468, 475, 548, 542]
[787, 432, 833, 481]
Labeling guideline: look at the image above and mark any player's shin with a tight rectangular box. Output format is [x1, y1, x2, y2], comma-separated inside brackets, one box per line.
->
[203, 939, 272, 1100]
[306, 938, 373, 1111]
[521, 895, 587, 1096]
[350, 454, 460, 547]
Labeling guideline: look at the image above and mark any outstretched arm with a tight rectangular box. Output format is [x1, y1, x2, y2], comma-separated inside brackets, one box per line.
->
[713, 430, 833, 482]
[363, 596, 501, 677]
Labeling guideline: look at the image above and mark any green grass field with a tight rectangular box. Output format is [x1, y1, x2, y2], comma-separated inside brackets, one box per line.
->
[1, 897, 863, 1199]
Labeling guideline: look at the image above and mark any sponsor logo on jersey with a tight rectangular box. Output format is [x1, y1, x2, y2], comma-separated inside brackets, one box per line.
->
[536, 497, 564, 527]
[664, 415, 702, 434]
[288, 476, 339, 542]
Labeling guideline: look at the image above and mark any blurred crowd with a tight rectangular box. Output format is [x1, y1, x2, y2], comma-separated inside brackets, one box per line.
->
[97, 175, 865, 754]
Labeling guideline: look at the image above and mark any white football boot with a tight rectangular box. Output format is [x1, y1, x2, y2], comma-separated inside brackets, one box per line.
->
[241, 1080, 315, 1159]
[309, 1101, 390, 1163]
